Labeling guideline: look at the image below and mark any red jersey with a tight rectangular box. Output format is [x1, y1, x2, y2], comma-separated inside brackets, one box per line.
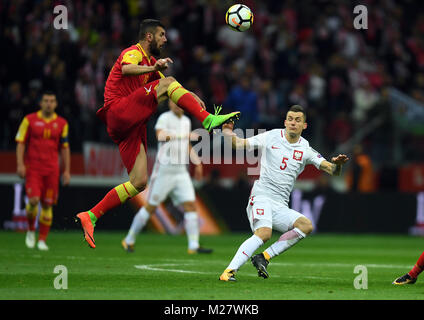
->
[102, 43, 163, 108]
[15, 111, 69, 173]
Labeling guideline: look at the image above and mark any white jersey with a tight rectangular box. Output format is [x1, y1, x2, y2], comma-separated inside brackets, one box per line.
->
[154, 111, 191, 172]
[247, 129, 326, 206]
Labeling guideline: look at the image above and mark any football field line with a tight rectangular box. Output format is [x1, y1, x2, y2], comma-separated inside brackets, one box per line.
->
[10, 253, 413, 270]
[162, 258, 413, 269]
[134, 263, 282, 278]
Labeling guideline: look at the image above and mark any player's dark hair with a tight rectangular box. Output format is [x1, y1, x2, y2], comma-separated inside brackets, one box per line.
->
[42, 90, 56, 97]
[288, 104, 306, 121]
[138, 19, 165, 40]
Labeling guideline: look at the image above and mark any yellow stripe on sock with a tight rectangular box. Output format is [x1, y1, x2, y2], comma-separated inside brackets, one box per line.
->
[39, 207, 53, 226]
[263, 251, 271, 261]
[167, 81, 189, 103]
[115, 181, 139, 203]
[26, 202, 38, 219]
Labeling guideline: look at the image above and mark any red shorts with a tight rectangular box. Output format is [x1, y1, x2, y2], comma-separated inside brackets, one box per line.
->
[25, 168, 59, 205]
[97, 79, 160, 173]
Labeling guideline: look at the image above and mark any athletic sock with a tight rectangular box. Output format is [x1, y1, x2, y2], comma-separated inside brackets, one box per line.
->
[409, 251, 424, 279]
[26, 202, 38, 231]
[167, 81, 210, 123]
[264, 228, 306, 259]
[125, 207, 150, 245]
[38, 207, 53, 241]
[227, 234, 264, 271]
[89, 181, 139, 221]
[184, 212, 199, 250]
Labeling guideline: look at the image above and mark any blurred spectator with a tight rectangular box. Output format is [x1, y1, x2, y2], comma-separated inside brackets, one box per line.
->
[224, 77, 258, 129]
[352, 81, 380, 126]
[346, 144, 377, 193]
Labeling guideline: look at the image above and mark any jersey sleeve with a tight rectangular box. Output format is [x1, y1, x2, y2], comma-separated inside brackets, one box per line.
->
[15, 117, 30, 143]
[305, 146, 326, 169]
[60, 122, 70, 148]
[246, 131, 269, 151]
[121, 49, 143, 65]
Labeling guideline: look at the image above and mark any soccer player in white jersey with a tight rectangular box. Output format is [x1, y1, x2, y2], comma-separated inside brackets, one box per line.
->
[122, 100, 212, 254]
[219, 105, 349, 281]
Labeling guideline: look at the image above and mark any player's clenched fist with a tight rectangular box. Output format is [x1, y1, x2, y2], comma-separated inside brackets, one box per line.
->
[331, 154, 349, 165]
[154, 57, 173, 71]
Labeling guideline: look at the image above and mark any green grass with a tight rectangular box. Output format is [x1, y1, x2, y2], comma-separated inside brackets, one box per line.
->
[0, 230, 423, 300]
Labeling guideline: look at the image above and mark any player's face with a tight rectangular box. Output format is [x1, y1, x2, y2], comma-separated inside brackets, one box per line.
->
[284, 111, 307, 136]
[150, 27, 167, 56]
[40, 94, 57, 116]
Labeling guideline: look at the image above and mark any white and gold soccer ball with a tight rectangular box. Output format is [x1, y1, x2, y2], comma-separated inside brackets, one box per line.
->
[225, 4, 254, 32]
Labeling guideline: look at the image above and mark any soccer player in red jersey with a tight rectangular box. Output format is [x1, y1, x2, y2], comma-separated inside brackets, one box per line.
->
[75, 19, 240, 248]
[393, 251, 424, 285]
[16, 91, 71, 251]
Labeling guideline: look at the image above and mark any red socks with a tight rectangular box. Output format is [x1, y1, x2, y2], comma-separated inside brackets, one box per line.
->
[409, 251, 424, 279]
[89, 181, 139, 219]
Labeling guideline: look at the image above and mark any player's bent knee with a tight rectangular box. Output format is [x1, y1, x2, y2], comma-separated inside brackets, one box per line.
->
[255, 227, 272, 242]
[130, 177, 148, 192]
[182, 201, 196, 212]
[295, 217, 313, 235]
[29, 197, 40, 206]
[145, 204, 156, 214]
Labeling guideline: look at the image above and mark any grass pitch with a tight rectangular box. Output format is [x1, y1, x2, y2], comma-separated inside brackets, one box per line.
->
[0, 230, 423, 300]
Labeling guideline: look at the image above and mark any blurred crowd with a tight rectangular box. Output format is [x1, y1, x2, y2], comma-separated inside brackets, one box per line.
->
[1, 0, 424, 171]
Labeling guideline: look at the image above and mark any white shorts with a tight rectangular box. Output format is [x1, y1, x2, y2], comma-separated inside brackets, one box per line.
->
[147, 168, 195, 206]
[246, 195, 304, 233]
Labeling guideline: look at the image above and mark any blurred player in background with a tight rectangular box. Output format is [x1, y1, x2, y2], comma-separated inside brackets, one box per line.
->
[122, 100, 212, 254]
[393, 251, 424, 285]
[16, 91, 71, 251]
[76, 19, 240, 248]
[219, 105, 349, 281]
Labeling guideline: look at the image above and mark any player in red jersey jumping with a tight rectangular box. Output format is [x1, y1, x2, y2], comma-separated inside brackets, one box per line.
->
[16, 91, 71, 251]
[75, 19, 240, 248]
[393, 251, 424, 285]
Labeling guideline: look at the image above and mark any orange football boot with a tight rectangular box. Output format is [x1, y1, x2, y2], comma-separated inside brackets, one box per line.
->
[75, 212, 96, 248]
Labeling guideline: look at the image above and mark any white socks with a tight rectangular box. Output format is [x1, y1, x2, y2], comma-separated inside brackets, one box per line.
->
[227, 234, 264, 271]
[264, 227, 306, 259]
[125, 207, 150, 245]
[184, 212, 199, 250]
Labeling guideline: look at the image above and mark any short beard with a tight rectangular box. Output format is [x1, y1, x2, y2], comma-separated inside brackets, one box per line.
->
[149, 39, 161, 57]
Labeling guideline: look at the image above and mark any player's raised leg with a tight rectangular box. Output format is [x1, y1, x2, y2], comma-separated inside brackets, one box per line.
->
[76, 143, 147, 248]
[122, 203, 155, 252]
[155, 77, 241, 132]
[393, 251, 424, 285]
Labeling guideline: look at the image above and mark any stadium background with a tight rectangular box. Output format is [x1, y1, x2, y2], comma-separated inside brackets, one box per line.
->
[1, 0, 424, 235]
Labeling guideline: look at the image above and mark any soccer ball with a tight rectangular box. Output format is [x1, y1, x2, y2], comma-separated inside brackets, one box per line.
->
[225, 4, 253, 32]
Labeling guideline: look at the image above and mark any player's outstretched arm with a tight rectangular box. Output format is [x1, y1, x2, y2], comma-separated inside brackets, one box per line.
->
[122, 58, 173, 76]
[222, 122, 248, 150]
[319, 154, 349, 176]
